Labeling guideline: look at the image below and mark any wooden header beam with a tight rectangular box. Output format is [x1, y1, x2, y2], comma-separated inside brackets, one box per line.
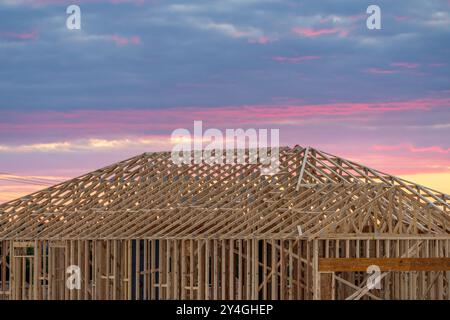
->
[319, 258, 450, 272]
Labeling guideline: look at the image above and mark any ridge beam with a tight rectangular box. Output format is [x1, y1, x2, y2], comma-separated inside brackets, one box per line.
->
[296, 147, 310, 191]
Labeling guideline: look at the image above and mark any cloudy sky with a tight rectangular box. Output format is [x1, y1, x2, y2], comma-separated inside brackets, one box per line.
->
[0, 0, 449, 202]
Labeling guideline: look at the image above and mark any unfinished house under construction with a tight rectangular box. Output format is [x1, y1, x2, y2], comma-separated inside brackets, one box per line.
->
[0, 146, 449, 300]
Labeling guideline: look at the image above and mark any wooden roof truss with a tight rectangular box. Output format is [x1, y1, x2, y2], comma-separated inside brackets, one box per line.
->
[0, 146, 448, 240]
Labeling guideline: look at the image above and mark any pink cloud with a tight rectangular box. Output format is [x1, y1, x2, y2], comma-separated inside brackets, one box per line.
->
[356, 153, 450, 176]
[366, 144, 450, 176]
[1, 98, 448, 139]
[292, 27, 348, 38]
[272, 55, 320, 63]
[373, 144, 450, 154]
[366, 67, 398, 75]
[248, 36, 275, 45]
[394, 15, 409, 22]
[0, 29, 39, 41]
[110, 35, 141, 46]
[391, 62, 420, 69]
[32, 0, 147, 5]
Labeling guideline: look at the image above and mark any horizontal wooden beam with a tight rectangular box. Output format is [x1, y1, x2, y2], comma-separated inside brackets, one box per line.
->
[12, 242, 34, 247]
[319, 258, 450, 272]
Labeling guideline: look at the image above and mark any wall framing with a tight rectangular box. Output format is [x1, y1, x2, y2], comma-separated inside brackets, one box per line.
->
[1, 238, 449, 300]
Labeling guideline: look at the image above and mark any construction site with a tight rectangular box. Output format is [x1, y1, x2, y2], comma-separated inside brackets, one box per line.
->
[0, 146, 449, 300]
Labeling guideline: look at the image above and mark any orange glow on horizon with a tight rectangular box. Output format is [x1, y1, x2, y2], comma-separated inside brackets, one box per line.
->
[399, 173, 450, 195]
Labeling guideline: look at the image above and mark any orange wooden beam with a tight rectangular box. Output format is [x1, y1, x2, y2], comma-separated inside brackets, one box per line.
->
[319, 258, 450, 272]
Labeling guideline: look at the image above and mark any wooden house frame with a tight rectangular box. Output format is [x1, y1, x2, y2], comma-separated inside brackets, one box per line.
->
[0, 146, 449, 300]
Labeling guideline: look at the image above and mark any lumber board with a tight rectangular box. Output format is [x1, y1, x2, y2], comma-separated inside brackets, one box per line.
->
[319, 258, 450, 272]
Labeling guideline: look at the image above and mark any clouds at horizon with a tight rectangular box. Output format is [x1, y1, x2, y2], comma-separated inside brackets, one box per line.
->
[0, 0, 449, 201]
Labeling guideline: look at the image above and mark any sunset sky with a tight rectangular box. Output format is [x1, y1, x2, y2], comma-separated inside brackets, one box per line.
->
[0, 0, 449, 203]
